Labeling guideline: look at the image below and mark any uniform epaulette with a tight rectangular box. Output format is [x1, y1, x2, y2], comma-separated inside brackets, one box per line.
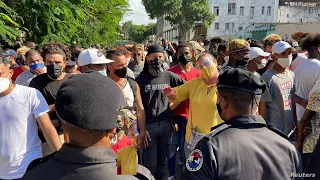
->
[25, 152, 57, 173]
[205, 124, 231, 140]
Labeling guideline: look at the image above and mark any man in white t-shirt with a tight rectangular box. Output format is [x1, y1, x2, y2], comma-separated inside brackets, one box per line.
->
[15, 50, 46, 86]
[0, 59, 62, 179]
[294, 33, 320, 122]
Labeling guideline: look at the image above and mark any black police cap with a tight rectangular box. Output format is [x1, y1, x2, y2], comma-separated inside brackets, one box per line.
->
[55, 71, 125, 131]
[217, 67, 266, 95]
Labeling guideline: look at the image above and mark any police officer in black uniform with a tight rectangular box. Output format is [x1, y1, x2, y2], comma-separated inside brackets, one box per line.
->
[181, 68, 302, 180]
[22, 72, 153, 180]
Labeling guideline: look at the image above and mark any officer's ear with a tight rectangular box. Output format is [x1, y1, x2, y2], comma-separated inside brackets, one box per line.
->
[106, 128, 117, 139]
[217, 92, 227, 109]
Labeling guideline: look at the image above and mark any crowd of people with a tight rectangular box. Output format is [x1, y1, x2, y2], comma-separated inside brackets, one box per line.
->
[0, 31, 319, 180]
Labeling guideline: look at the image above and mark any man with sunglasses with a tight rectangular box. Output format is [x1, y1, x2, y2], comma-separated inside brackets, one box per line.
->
[259, 41, 297, 136]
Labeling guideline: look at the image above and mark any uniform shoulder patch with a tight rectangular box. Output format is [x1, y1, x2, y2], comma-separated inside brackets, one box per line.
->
[186, 149, 203, 172]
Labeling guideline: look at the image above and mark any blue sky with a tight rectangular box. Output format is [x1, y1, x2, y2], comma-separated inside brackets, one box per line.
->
[121, 0, 156, 25]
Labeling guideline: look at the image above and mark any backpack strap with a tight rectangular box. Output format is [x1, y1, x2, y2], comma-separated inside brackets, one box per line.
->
[127, 77, 137, 110]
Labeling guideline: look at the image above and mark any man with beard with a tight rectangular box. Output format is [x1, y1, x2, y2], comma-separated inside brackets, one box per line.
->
[136, 44, 184, 180]
[29, 43, 72, 156]
[226, 39, 250, 70]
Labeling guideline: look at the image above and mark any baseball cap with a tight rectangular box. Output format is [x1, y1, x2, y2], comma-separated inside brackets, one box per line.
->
[272, 41, 296, 55]
[249, 47, 270, 60]
[188, 41, 205, 52]
[227, 39, 250, 54]
[217, 67, 266, 95]
[77, 48, 113, 67]
[55, 71, 126, 131]
[2, 49, 18, 58]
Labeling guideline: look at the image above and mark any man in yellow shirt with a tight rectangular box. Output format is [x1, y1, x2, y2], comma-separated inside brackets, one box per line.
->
[163, 53, 223, 158]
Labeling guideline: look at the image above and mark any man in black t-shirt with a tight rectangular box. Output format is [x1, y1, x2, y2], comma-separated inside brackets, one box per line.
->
[29, 43, 72, 156]
[136, 44, 184, 180]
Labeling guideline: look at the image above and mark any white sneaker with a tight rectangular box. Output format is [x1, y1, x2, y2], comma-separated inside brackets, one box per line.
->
[168, 175, 175, 180]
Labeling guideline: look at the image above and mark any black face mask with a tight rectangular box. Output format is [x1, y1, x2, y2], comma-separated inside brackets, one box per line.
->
[216, 103, 224, 121]
[235, 59, 249, 70]
[147, 58, 164, 77]
[114, 67, 127, 78]
[178, 55, 191, 65]
[46, 64, 63, 80]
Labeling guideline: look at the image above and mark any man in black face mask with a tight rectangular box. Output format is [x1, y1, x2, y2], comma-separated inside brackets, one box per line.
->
[29, 43, 72, 156]
[167, 42, 200, 178]
[136, 44, 185, 180]
[226, 39, 251, 70]
[107, 50, 148, 151]
[182, 68, 302, 180]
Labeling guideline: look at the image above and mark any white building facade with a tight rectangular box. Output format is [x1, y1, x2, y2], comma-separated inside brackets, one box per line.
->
[207, 0, 320, 39]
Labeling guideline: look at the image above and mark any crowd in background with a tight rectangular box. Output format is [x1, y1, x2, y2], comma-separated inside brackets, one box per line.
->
[0, 31, 320, 180]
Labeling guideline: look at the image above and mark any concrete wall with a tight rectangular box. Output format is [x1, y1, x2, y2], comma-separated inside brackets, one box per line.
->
[275, 22, 320, 39]
[207, 0, 278, 38]
[278, 5, 320, 23]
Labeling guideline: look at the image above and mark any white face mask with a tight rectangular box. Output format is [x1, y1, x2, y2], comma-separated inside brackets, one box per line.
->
[98, 69, 108, 76]
[277, 56, 292, 68]
[258, 58, 267, 69]
[0, 75, 10, 93]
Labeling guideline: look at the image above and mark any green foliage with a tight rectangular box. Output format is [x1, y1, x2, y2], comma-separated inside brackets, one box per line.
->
[142, 0, 214, 39]
[10, 0, 129, 46]
[121, 21, 156, 43]
[0, 1, 21, 45]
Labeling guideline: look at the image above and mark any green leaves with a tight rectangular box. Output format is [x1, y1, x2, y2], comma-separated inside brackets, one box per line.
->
[2, 0, 129, 46]
[142, 0, 214, 40]
[121, 21, 156, 43]
[0, 1, 21, 45]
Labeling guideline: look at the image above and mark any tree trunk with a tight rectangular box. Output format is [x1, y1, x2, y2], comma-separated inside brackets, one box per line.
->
[178, 26, 187, 42]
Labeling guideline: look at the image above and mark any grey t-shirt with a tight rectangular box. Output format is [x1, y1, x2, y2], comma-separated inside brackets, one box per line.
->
[260, 69, 295, 135]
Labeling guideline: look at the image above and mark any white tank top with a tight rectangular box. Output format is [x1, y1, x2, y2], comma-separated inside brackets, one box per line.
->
[123, 80, 135, 107]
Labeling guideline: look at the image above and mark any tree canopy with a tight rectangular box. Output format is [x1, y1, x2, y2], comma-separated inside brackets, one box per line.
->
[3, 0, 129, 46]
[0, 1, 21, 45]
[142, 0, 214, 40]
[121, 21, 156, 43]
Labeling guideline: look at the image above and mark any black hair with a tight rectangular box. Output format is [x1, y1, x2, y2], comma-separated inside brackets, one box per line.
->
[219, 88, 261, 113]
[41, 42, 67, 61]
[301, 33, 320, 52]
[217, 44, 227, 53]
[106, 50, 124, 59]
[176, 43, 192, 54]
[210, 37, 223, 44]
[25, 49, 40, 59]
[248, 39, 263, 49]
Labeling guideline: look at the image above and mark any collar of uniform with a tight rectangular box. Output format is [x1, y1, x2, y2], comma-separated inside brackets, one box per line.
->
[226, 115, 266, 126]
[54, 144, 117, 164]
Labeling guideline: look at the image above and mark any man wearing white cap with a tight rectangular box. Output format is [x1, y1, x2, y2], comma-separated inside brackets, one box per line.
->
[77, 48, 113, 75]
[259, 41, 297, 136]
[247, 47, 270, 78]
